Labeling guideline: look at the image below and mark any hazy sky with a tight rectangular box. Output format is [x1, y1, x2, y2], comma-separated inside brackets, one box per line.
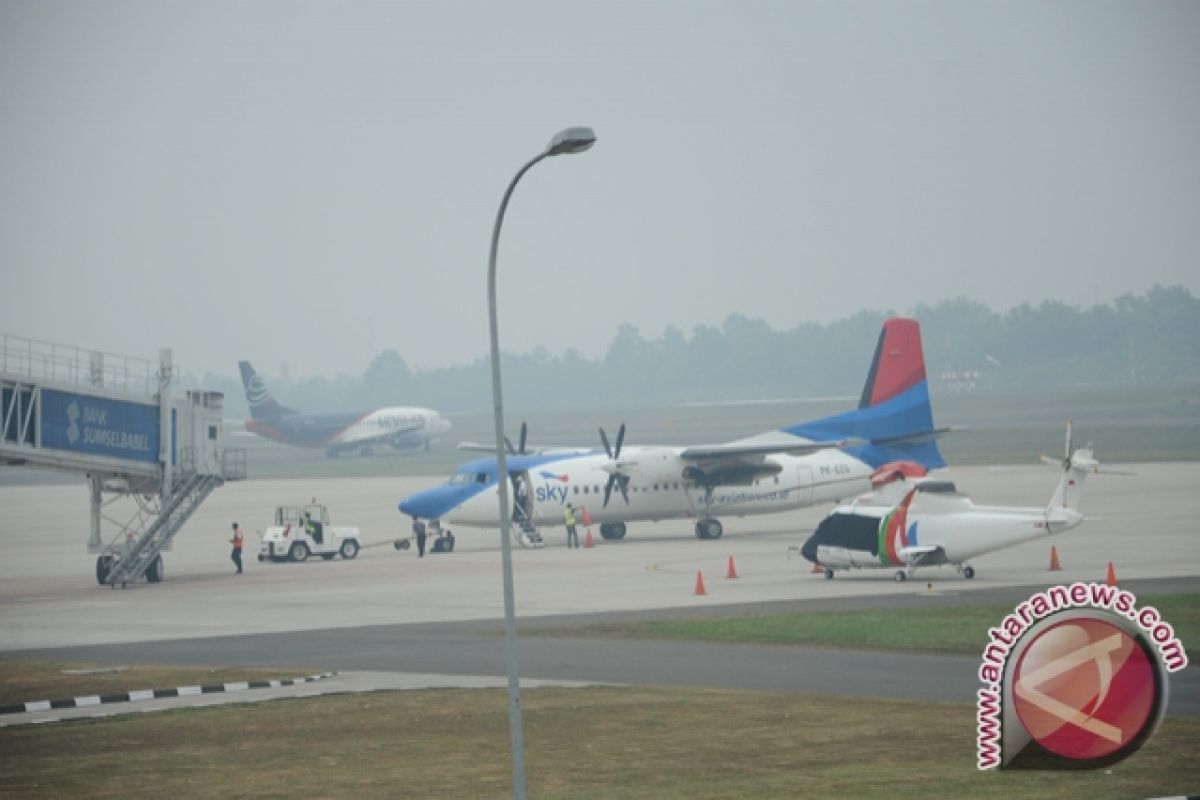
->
[2, 1, 1197, 380]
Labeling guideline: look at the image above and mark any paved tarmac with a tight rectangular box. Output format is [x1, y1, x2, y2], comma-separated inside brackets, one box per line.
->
[1, 464, 1197, 724]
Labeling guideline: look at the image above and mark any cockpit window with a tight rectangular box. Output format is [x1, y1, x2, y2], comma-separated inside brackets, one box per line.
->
[449, 472, 474, 486]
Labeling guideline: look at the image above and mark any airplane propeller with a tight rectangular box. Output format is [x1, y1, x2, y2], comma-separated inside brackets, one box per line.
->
[504, 422, 529, 456]
[599, 423, 631, 507]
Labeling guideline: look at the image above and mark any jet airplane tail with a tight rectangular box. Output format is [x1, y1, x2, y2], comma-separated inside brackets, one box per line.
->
[787, 317, 948, 469]
[238, 360, 299, 421]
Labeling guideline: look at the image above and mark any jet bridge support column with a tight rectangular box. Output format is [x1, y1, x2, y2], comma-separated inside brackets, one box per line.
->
[158, 348, 173, 499]
[87, 474, 103, 552]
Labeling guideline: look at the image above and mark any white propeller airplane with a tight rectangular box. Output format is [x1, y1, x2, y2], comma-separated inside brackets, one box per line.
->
[398, 317, 952, 545]
[800, 424, 1097, 581]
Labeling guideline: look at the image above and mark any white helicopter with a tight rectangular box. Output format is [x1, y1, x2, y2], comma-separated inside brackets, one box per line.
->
[800, 425, 1097, 581]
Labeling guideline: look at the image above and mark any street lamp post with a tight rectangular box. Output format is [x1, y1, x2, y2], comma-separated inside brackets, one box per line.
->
[488, 126, 596, 799]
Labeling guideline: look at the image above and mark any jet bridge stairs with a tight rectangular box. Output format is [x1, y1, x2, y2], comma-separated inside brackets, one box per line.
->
[98, 451, 245, 587]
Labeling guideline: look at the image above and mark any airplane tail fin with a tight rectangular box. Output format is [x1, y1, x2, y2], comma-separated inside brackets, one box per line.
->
[786, 318, 948, 469]
[238, 361, 298, 420]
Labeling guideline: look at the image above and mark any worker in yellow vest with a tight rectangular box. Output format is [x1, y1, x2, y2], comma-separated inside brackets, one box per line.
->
[563, 504, 579, 549]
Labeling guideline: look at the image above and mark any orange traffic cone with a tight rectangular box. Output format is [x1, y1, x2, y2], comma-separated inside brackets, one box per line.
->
[694, 570, 707, 596]
[584, 528, 594, 549]
[1106, 561, 1118, 587]
[726, 556, 739, 580]
[1049, 546, 1063, 571]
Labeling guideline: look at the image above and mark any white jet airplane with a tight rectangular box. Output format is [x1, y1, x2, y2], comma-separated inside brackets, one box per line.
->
[238, 361, 452, 457]
[398, 317, 951, 544]
[801, 425, 1097, 581]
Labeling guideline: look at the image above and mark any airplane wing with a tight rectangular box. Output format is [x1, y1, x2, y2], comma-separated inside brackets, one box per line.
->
[679, 439, 860, 460]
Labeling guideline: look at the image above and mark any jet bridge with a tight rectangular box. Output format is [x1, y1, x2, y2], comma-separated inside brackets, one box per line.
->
[0, 333, 245, 587]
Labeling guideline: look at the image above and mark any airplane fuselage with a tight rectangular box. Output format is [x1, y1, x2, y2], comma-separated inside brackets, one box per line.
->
[246, 407, 451, 452]
[418, 445, 874, 530]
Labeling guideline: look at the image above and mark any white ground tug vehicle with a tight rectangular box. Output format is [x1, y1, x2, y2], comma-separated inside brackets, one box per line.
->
[258, 503, 361, 563]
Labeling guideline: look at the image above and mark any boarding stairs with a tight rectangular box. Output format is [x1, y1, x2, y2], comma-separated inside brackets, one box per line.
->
[513, 507, 546, 549]
[100, 470, 225, 587]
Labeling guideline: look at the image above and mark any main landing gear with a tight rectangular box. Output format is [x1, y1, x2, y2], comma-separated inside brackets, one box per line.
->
[694, 518, 723, 540]
[892, 564, 975, 582]
[693, 486, 724, 540]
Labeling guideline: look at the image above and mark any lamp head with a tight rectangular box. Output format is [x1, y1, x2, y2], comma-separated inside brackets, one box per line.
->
[545, 126, 596, 156]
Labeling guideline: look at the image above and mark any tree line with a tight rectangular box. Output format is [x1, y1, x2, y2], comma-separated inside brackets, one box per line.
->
[197, 285, 1200, 416]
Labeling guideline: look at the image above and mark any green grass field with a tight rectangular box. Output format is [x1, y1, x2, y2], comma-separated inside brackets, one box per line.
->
[2, 681, 1197, 799]
[554, 593, 1200, 658]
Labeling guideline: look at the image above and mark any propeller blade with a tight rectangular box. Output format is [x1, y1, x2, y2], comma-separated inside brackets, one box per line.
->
[617, 474, 629, 504]
[517, 422, 528, 455]
[614, 423, 626, 460]
[504, 436, 515, 455]
[603, 475, 615, 507]
[600, 427, 613, 459]
[1065, 420, 1073, 461]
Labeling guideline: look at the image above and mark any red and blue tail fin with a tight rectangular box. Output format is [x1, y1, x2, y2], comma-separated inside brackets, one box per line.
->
[786, 318, 947, 469]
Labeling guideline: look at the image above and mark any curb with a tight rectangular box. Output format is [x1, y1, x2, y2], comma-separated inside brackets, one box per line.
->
[0, 671, 337, 716]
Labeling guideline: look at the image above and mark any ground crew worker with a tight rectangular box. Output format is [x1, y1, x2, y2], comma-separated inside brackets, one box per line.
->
[304, 512, 323, 545]
[230, 522, 244, 574]
[412, 516, 427, 558]
[563, 503, 579, 549]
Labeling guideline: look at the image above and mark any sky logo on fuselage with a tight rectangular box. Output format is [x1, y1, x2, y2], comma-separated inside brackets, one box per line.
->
[536, 482, 571, 505]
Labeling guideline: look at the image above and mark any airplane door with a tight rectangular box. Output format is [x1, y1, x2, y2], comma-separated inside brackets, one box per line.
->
[793, 466, 814, 505]
[511, 471, 533, 526]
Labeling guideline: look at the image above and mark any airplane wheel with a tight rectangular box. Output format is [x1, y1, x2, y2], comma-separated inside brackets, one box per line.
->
[289, 542, 309, 562]
[824, 568, 834, 580]
[962, 566, 975, 579]
[146, 554, 164, 583]
[96, 555, 114, 586]
[894, 571, 907, 582]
